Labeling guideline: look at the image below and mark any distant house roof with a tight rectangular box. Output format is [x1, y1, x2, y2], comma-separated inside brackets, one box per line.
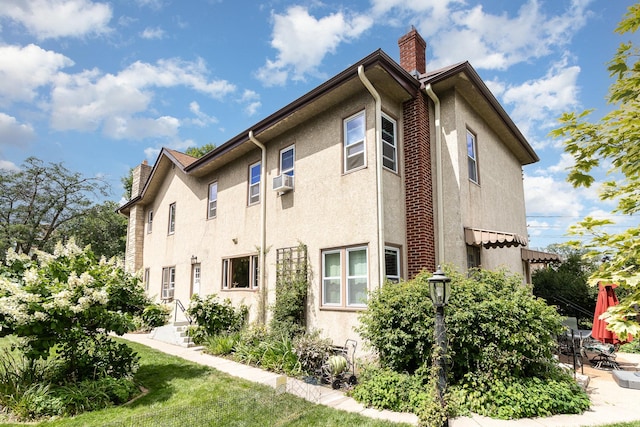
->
[521, 248, 562, 263]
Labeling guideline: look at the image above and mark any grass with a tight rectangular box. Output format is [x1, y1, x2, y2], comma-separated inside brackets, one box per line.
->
[0, 338, 408, 427]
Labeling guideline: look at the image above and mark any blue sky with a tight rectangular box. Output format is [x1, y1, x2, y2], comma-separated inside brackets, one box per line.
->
[0, 0, 637, 250]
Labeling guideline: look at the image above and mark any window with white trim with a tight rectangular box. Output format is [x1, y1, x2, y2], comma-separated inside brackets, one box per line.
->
[147, 210, 153, 233]
[208, 181, 218, 219]
[248, 162, 261, 205]
[161, 266, 175, 300]
[168, 203, 176, 234]
[280, 145, 294, 177]
[344, 111, 366, 172]
[382, 114, 397, 172]
[467, 130, 478, 183]
[322, 246, 368, 307]
[144, 268, 150, 291]
[384, 247, 401, 283]
[222, 255, 259, 289]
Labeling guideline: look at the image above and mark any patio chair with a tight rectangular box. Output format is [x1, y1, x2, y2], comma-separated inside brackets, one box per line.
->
[580, 337, 620, 370]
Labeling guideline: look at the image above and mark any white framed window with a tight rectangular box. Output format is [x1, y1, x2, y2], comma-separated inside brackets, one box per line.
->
[144, 268, 150, 291]
[344, 111, 366, 172]
[248, 162, 261, 205]
[322, 246, 368, 308]
[168, 203, 176, 234]
[161, 266, 175, 300]
[382, 114, 397, 172]
[384, 246, 401, 283]
[222, 255, 259, 289]
[280, 145, 295, 177]
[147, 210, 153, 233]
[467, 130, 478, 183]
[208, 182, 218, 219]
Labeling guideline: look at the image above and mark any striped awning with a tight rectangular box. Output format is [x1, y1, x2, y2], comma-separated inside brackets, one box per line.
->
[464, 227, 528, 249]
[521, 248, 562, 263]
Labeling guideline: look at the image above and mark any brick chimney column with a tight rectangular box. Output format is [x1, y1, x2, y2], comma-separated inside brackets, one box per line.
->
[124, 161, 152, 273]
[398, 27, 427, 76]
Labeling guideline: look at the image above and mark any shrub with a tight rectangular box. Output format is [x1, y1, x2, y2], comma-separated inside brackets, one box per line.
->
[355, 266, 586, 420]
[139, 303, 171, 331]
[293, 332, 334, 377]
[232, 325, 301, 376]
[186, 294, 247, 344]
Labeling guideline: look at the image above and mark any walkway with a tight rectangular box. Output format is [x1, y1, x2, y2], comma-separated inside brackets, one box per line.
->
[121, 334, 640, 427]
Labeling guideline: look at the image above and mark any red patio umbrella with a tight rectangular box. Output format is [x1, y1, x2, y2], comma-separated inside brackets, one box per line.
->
[591, 282, 632, 344]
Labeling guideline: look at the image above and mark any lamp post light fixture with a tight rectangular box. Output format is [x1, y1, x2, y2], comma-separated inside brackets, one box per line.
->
[191, 255, 198, 265]
[428, 266, 451, 427]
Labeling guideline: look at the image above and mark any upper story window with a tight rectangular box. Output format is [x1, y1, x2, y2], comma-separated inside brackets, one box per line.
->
[280, 145, 295, 177]
[322, 246, 368, 308]
[384, 246, 401, 283]
[382, 114, 397, 172]
[147, 210, 153, 233]
[467, 130, 479, 183]
[344, 111, 366, 172]
[248, 162, 261, 205]
[168, 203, 176, 234]
[208, 181, 218, 219]
[222, 255, 259, 290]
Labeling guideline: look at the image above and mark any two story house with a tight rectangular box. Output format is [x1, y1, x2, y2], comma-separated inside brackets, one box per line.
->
[118, 29, 545, 345]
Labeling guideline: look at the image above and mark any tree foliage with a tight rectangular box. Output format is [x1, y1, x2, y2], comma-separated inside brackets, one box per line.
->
[0, 157, 108, 259]
[532, 246, 598, 327]
[52, 200, 127, 259]
[185, 143, 216, 158]
[550, 4, 640, 338]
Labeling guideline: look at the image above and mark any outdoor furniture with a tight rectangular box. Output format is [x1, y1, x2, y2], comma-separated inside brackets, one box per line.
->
[581, 337, 620, 370]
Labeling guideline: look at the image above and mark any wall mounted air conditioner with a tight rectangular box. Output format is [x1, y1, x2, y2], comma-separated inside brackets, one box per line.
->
[272, 174, 294, 193]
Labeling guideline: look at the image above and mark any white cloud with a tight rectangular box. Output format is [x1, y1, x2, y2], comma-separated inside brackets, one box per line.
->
[0, 0, 112, 39]
[498, 58, 581, 147]
[0, 159, 20, 171]
[256, 6, 373, 86]
[0, 44, 73, 105]
[141, 27, 165, 40]
[523, 173, 584, 217]
[50, 58, 236, 138]
[239, 90, 261, 116]
[0, 113, 36, 147]
[404, 0, 592, 70]
[546, 152, 575, 174]
[189, 101, 218, 127]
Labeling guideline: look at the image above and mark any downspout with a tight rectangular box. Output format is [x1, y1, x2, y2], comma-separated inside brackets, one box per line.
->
[423, 84, 445, 265]
[248, 130, 267, 323]
[357, 65, 385, 288]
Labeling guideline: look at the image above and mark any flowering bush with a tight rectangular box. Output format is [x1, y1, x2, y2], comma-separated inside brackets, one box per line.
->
[0, 241, 148, 381]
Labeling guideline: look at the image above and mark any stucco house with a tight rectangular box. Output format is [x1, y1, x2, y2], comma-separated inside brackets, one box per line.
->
[118, 28, 548, 345]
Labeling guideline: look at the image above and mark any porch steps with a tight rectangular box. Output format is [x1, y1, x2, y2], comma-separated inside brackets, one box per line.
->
[149, 321, 195, 348]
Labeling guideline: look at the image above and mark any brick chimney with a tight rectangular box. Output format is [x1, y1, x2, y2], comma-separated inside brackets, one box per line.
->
[398, 27, 426, 77]
[131, 160, 152, 199]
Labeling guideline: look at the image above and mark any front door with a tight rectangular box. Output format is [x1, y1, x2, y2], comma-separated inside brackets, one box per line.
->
[191, 264, 201, 296]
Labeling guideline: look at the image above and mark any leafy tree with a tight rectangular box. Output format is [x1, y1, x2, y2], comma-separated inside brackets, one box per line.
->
[550, 4, 640, 338]
[532, 246, 598, 327]
[51, 200, 127, 259]
[185, 143, 216, 158]
[0, 157, 108, 259]
[121, 168, 133, 200]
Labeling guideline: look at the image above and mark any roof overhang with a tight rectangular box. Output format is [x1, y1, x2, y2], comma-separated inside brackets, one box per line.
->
[464, 227, 528, 249]
[422, 62, 538, 165]
[185, 49, 420, 178]
[521, 248, 562, 263]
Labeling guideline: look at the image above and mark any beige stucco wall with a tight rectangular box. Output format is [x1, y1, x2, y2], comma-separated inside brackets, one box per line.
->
[436, 89, 528, 276]
[139, 88, 409, 346]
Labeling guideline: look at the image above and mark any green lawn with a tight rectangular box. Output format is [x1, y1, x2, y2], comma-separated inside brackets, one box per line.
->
[0, 339, 409, 427]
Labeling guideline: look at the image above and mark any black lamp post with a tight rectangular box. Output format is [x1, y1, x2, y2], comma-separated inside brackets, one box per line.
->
[428, 266, 451, 427]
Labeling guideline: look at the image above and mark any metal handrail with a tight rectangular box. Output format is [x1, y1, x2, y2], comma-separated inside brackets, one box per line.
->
[174, 299, 193, 324]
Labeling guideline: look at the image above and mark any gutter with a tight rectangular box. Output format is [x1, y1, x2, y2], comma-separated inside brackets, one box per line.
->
[423, 84, 445, 265]
[248, 130, 267, 323]
[357, 65, 386, 288]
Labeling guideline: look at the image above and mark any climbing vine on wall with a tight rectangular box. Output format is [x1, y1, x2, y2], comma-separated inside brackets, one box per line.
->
[271, 243, 308, 338]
